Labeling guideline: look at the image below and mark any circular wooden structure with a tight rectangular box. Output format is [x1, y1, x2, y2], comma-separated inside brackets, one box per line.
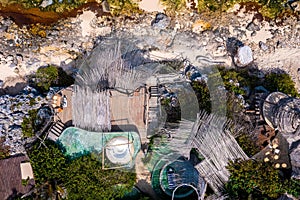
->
[263, 92, 300, 135]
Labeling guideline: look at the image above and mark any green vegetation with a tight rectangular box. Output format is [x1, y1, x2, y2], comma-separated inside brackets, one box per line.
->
[107, 0, 142, 16]
[226, 159, 284, 199]
[264, 73, 298, 97]
[34, 65, 59, 92]
[285, 178, 300, 198]
[218, 67, 260, 95]
[0, 136, 10, 159]
[226, 159, 300, 199]
[161, 0, 186, 14]
[32, 65, 74, 92]
[29, 97, 36, 106]
[197, 0, 287, 19]
[28, 141, 136, 199]
[44, 0, 86, 13]
[0, 0, 87, 12]
[21, 109, 38, 138]
[236, 134, 260, 157]
[191, 80, 211, 113]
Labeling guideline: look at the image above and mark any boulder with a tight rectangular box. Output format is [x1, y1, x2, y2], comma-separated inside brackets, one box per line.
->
[246, 22, 260, 32]
[192, 20, 211, 34]
[259, 41, 269, 51]
[234, 45, 253, 67]
[151, 13, 170, 29]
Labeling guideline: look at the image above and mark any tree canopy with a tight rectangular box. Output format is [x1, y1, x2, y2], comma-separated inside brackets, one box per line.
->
[34, 65, 59, 92]
[264, 73, 298, 97]
[225, 159, 284, 199]
[28, 141, 136, 199]
[21, 109, 38, 138]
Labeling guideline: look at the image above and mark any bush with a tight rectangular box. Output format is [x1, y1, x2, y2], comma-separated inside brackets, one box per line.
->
[21, 109, 38, 138]
[236, 134, 260, 157]
[226, 159, 285, 199]
[107, 0, 142, 16]
[191, 80, 211, 113]
[28, 141, 136, 199]
[0, 137, 10, 159]
[264, 73, 298, 97]
[34, 65, 59, 92]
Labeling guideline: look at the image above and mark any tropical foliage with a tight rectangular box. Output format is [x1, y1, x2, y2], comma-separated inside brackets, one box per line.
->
[226, 159, 284, 199]
[21, 109, 38, 138]
[236, 133, 260, 157]
[191, 80, 211, 113]
[264, 73, 298, 97]
[28, 141, 136, 199]
[34, 65, 59, 92]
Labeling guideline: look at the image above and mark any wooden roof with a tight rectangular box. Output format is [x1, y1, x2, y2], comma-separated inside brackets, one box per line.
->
[0, 155, 34, 199]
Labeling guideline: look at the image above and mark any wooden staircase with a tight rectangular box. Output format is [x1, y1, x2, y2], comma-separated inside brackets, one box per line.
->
[47, 120, 65, 141]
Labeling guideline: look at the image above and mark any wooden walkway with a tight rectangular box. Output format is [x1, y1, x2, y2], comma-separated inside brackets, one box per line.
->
[53, 86, 73, 125]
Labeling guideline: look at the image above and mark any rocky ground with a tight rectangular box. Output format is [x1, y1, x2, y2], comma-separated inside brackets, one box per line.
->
[0, 86, 48, 154]
[0, 0, 300, 180]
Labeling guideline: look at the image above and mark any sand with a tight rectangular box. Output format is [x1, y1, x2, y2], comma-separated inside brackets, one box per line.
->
[139, 0, 166, 12]
[0, 64, 18, 82]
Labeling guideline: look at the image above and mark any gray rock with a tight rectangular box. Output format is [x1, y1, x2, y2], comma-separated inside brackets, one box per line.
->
[102, 0, 110, 13]
[234, 45, 253, 67]
[0, 25, 8, 32]
[7, 39, 15, 47]
[259, 41, 269, 51]
[151, 13, 170, 29]
[40, 0, 53, 8]
[16, 54, 23, 64]
[246, 22, 260, 32]
[5, 55, 14, 62]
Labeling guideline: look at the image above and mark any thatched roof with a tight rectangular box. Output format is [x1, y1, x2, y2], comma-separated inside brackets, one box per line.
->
[0, 155, 34, 199]
[263, 92, 300, 135]
[72, 38, 158, 132]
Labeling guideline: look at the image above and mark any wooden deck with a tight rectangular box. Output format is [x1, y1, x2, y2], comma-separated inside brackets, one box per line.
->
[53, 86, 73, 126]
[110, 87, 148, 142]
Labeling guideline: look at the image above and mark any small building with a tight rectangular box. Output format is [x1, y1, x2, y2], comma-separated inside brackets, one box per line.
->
[0, 155, 34, 199]
[262, 92, 300, 135]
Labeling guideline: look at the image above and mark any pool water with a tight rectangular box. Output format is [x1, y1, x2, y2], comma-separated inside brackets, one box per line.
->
[58, 127, 141, 168]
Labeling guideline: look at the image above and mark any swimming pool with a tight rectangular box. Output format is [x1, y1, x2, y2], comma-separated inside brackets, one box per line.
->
[58, 127, 141, 168]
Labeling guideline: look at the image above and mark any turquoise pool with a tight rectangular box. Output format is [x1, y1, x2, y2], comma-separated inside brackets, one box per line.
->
[58, 127, 141, 168]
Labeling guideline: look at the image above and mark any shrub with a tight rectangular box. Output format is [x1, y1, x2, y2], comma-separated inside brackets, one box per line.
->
[226, 159, 284, 199]
[0, 137, 10, 159]
[191, 80, 211, 113]
[28, 141, 136, 199]
[236, 133, 260, 157]
[107, 0, 142, 16]
[34, 65, 59, 92]
[264, 73, 298, 97]
[21, 109, 38, 138]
